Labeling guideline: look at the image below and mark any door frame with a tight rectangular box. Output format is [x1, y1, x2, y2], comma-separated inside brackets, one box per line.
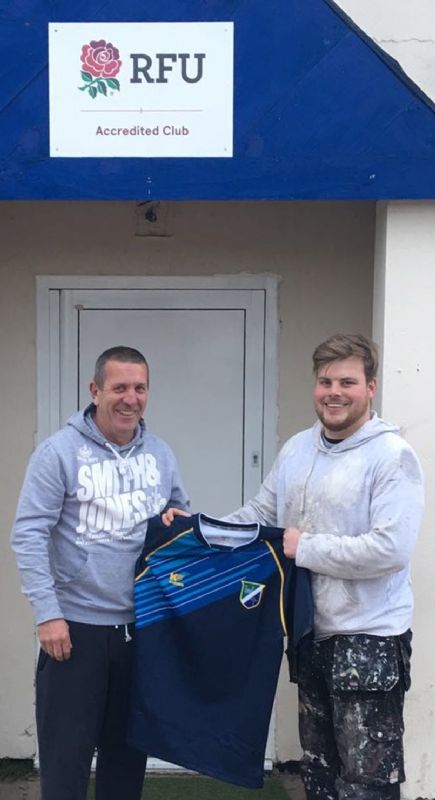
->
[36, 274, 279, 475]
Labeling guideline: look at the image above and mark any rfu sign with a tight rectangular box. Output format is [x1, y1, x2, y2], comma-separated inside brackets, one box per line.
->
[49, 22, 233, 158]
[130, 53, 206, 84]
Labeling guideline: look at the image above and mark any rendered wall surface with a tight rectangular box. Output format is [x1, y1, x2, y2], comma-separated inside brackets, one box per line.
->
[374, 202, 435, 799]
[337, 1, 435, 102]
[0, 199, 374, 759]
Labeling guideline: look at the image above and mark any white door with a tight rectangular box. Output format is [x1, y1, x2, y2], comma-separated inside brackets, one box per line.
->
[58, 288, 268, 514]
[37, 276, 279, 768]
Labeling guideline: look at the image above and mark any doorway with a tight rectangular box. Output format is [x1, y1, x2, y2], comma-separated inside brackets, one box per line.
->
[36, 274, 279, 766]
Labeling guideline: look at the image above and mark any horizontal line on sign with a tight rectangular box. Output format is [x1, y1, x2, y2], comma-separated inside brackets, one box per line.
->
[80, 109, 203, 113]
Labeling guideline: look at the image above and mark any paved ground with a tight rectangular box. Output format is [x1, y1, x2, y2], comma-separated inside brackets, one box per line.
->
[0, 772, 305, 800]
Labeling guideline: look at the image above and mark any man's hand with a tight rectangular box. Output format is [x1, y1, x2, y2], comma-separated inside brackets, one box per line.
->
[283, 527, 301, 559]
[161, 508, 191, 527]
[38, 618, 72, 661]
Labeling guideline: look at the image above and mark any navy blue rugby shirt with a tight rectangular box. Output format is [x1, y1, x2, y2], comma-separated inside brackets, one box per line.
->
[128, 513, 313, 789]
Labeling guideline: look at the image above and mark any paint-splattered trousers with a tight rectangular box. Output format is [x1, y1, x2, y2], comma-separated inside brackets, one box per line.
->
[297, 631, 412, 800]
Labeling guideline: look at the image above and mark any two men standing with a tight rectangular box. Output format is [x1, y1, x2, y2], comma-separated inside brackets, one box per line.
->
[12, 333, 424, 800]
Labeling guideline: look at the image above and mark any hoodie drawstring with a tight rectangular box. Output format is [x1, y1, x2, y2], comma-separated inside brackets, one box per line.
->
[115, 624, 133, 643]
[105, 442, 136, 477]
[299, 451, 318, 518]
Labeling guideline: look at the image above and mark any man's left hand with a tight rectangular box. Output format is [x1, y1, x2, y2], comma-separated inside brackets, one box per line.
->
[283, 527, 301, 558]
[161, 507, 190, 526]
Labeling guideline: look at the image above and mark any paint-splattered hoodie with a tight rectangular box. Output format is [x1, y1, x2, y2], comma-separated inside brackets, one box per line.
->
[11, 406, 189, 626]
[225, 413, 424, 639]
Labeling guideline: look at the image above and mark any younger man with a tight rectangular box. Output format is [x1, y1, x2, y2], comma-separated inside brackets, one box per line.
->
[165, 333, 424, 800]
[228, 333, 424, 800]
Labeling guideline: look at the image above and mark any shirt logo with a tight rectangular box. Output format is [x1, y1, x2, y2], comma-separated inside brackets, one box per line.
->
[77, 444, 97, 463]
[169, 572, 185, 587]
[239, 580, 265, 609]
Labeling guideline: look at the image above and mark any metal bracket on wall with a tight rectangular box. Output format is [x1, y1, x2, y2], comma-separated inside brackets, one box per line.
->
[135, 201, 173, 237]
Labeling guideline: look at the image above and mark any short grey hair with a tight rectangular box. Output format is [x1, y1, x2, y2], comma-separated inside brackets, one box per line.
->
[93, 346, 149, 388]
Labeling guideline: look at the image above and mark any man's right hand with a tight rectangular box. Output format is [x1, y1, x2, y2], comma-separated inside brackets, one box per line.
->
[38, 618, 72, 661]
[161, 508, 191, 527]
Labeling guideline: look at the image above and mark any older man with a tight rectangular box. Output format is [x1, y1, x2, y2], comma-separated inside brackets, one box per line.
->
[12, 345, 189, 800]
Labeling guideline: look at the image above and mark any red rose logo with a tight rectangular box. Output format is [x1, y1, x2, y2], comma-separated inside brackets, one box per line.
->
[79, 40, 122, 99]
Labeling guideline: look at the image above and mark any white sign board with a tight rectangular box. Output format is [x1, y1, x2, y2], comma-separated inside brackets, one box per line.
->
[49, 22, 233, 158]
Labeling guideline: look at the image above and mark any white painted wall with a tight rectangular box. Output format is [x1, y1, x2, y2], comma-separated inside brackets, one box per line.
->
[0, 199, 374, 762]
[336, 0, 435, 102]
[374, 201, 435, 799]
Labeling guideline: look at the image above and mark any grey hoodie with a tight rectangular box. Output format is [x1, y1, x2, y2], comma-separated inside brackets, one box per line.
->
[11, 406, 189, 625]
[225, 413, 424, 639]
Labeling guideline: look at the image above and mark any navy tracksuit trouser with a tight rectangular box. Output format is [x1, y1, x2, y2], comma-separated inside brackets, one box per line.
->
[36, 620, 147, 800]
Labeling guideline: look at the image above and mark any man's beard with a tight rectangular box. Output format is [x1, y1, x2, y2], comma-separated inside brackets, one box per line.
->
[316, 402, 370, 434]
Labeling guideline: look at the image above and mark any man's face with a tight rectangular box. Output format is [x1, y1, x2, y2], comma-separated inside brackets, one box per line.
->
[313, 356, 376, 439]
[90, 360, 149, 446]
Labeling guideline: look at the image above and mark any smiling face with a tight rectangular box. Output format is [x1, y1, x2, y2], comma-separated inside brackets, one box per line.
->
[314, 356, 376, 440]
[90, 359, 149, 446]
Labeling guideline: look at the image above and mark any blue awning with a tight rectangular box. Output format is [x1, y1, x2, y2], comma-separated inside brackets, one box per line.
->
[1, 0, 435, 200]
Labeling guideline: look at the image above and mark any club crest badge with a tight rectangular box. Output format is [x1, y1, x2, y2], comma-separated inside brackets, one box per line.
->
[239, 580, 265, 609]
